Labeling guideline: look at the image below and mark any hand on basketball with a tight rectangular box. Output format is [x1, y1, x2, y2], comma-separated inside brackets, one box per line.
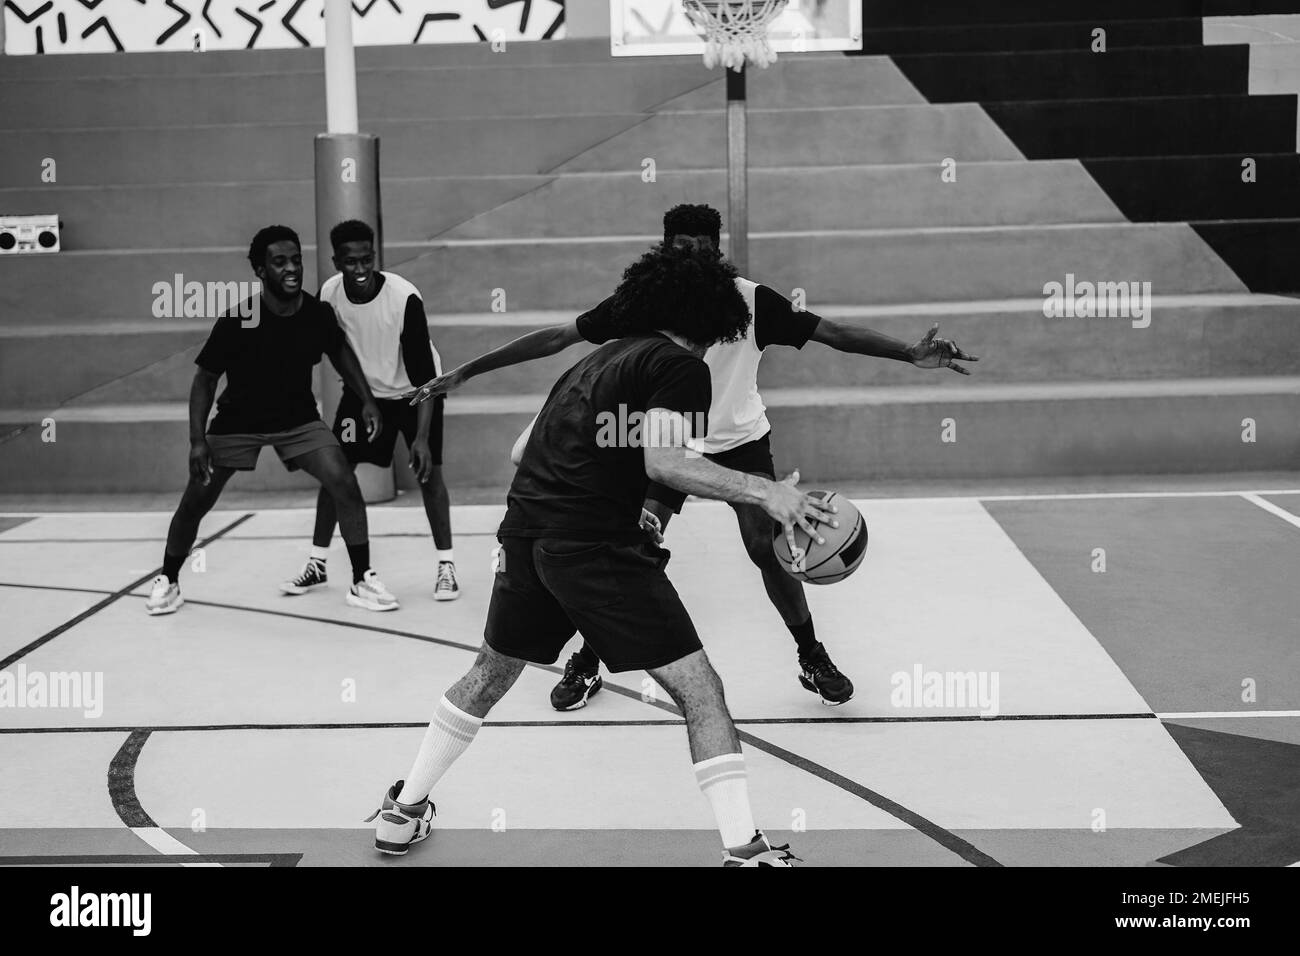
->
[188, 440, 213, 486]
[361, 401, 383, 442]
[406, 368, 465, 406]
[765, 470, 838, 565]
[409, 438, 434, 484]
[908, 324, 978, 375]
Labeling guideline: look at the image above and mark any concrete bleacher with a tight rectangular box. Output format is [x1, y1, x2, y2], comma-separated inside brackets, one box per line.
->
[1, 6, 1299, 496]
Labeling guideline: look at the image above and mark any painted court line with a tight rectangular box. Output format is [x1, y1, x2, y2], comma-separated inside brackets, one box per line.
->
[3, 488, 1300, 521]
[1239, 493, 1300, 531]
[0, 513, 254, 670]
[1158, 710, 1300, 720]
[129, 827, 222, 868]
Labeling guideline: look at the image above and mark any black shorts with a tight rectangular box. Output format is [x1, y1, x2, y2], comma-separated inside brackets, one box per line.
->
[333, 388, 444, 467]
[484, 536, 702, 673]
[646, 432, 777, 513]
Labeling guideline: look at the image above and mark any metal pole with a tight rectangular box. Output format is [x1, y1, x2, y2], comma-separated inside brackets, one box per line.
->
[725, 64, 748, 275]
[323, 0, 359, 135]
[317, 0, 394, 502]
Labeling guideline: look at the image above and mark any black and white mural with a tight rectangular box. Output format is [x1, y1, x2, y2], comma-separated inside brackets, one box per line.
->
[1, 0, 567, 54]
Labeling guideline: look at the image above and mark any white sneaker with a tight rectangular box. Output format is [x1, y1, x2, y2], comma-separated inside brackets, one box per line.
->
[365, 780, 435, 856]
[347, 569, 399, 612]
[434, 561, 460, 602]
[145, 574, 183, 615]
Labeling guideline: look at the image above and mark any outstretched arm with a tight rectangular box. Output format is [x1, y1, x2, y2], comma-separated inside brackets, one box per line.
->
[811, 319, 978, 375]
[409, 322, 586, 405]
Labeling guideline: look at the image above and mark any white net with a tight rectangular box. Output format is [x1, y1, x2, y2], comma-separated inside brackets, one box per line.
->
[681, 0, 790, 71]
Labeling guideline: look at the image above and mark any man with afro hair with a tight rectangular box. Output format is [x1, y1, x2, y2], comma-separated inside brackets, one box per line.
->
[410, 204, 976, 708]
[371, 241, 835, 865]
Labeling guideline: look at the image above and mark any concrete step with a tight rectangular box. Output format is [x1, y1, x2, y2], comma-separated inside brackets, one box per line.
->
[2, 377, 1297, 494]
[0, 114, 647, 186]
[858, 16, 1206, 54]
[1082, 153, 1300, 222]
[0, 160, 1124, 252]
[893, 45, 1251, 103]
[0, 222, 1248, 324]
[0, 176, 550, 251]
[444, 161, 1125, 239]
[0, 63, 716, 129]
[982, 93, 1298, 159]
[555, 103, 1025, 172]
[2, 100, 1016, 188]
[387, 223, 1247, 312]
[8, 294, 1297, 410]
[652, 57, 924, 110]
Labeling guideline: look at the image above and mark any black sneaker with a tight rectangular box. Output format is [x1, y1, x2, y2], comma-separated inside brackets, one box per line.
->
[550, 653, 602, 711]
[798, 643, 854, 706]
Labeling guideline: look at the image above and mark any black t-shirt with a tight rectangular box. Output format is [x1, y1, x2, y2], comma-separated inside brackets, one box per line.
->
[575, 283, 821, 350]
[499, 334, 712, 542]
[195, 293, 345, 435]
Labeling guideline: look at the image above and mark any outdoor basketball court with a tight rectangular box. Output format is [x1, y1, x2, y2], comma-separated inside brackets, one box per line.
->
[3, 487, 1297, 866]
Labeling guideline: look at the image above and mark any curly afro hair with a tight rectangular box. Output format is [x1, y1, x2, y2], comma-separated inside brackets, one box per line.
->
[329, 219, 374, 253]
[247, 224, 300, 270]
[663, 203, 722, 248]
[608, 241, 751, 349]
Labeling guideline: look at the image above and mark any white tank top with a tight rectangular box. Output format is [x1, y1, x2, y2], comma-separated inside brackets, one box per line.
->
[691, 278, 768, 455]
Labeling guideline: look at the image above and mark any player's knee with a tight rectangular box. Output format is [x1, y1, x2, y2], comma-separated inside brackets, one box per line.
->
[326, 472, 364, 504]
[741, 529, 776, 570]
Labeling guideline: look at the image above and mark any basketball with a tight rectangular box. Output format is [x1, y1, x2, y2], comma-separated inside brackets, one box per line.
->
[771, 490, 867, 584]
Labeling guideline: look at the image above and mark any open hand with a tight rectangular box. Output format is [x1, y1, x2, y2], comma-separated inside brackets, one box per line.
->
[908, 324, 978, 375]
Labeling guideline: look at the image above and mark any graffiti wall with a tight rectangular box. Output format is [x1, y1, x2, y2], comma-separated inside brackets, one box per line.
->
[1, 0, 567, 54]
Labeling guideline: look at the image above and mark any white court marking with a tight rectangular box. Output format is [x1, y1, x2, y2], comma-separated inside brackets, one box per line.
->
[0, 492, 1271, 837]
[1239, 493, 1300, 531]
[129, 827, 221, 868]
[1158, 711, 1300, 720]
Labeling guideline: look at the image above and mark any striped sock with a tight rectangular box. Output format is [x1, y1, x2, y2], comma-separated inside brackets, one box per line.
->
[397, 696, 483, 805]
[694, 752, 756, 849]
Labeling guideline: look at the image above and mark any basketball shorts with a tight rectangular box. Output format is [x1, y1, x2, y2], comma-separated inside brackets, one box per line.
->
[333, 388, 444, 468]
[645, 432, 777, 513]
[206, 419, 338, 472]
[484, 536, 703, 673]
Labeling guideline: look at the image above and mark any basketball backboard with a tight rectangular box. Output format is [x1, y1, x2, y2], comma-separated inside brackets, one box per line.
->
[610, 0, 862, 58]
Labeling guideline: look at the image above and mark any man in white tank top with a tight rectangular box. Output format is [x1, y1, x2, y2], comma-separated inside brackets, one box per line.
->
[281, 220, 460, 604]
[410, 205, 976, 708]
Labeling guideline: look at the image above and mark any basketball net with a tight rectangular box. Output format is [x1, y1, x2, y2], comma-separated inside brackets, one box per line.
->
[681, 0, 790, 71]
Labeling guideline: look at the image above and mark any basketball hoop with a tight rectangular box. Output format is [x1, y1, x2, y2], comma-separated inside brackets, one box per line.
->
[681, 0, 790, 71]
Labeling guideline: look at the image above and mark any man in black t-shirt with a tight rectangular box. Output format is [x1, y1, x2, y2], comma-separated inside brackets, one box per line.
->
[409, 204, 977, 709]
[369, 244, 835, 865]
[145, 225, 398, 616]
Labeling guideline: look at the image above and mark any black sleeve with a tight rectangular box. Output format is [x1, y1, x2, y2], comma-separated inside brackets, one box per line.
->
[575, 296, 619, 345]
[642, 348, 711, 515]
[754, 284, 821, 350]
[645, 350, 712, 430]
[399, 294, 438, 386]
[194, 316, 238, 375]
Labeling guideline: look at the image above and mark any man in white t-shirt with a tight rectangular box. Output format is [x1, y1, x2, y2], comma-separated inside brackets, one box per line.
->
[282, 219, 459, 604]
[409, 205, 975, 705]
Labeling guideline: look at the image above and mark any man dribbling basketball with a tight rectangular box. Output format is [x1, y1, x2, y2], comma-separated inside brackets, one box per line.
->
[408, 204, 977, 709]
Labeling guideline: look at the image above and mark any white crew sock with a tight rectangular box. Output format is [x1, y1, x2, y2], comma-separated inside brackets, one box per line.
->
[694, 752, 757, 849]
[436, 549, 455, 564]
[397, 695, 483, 805]
[309, 546, 329, 562]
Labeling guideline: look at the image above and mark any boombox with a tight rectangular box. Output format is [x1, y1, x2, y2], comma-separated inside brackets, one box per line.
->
[0, 215, 61, 254]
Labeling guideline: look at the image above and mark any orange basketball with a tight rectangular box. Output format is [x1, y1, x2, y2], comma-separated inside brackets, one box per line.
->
[771, 490, 867, 585]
